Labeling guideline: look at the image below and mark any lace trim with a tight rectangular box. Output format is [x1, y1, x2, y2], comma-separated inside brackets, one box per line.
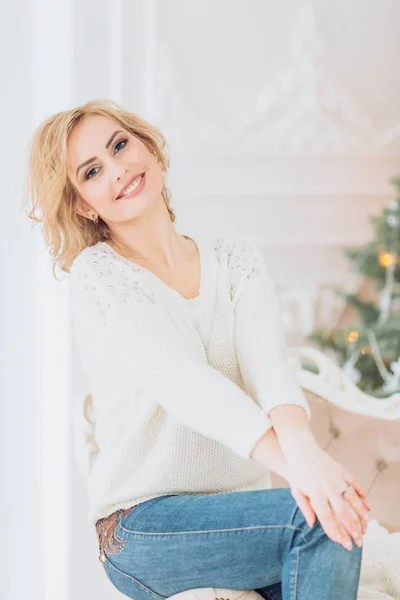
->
[95, 505, 137, 560]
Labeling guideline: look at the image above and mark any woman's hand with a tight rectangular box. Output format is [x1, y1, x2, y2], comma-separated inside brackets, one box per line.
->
[285, 442, 370, 551]
[267, 405, 370, 551]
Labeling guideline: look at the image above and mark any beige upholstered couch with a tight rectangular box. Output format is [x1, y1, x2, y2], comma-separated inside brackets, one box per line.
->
[271, 388, 400, 533]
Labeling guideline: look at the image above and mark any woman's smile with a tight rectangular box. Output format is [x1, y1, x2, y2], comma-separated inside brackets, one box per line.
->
[116, 172, 146, 200]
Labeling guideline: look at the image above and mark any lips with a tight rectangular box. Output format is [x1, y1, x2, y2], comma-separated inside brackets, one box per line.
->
[116, 172, 146, 200]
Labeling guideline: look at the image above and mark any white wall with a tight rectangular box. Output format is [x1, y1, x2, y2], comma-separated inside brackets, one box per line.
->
[1, 1, 399, 599]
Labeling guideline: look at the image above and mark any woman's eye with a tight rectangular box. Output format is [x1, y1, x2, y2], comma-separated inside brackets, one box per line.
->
[85, 167, 99, 180]
[83, 139, 127, 180]
[114, 139, 127, 153]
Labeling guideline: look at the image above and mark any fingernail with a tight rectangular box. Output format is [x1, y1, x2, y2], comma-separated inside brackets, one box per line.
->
[356, 539, 363, 548]
[344, 540, 353, 551]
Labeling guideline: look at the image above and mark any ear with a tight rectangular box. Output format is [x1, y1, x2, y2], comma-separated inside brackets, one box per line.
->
[73, 195, 92, 220]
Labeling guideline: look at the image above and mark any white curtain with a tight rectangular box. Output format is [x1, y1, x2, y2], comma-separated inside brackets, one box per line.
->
[1, 0, 73, 597]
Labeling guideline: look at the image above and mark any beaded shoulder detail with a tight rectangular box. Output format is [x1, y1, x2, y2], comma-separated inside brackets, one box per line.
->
[70, 243, 157, 310]
[213, 236, 266, 300]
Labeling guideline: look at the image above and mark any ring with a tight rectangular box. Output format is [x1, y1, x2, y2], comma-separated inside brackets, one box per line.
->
[341, 484, 352, 496]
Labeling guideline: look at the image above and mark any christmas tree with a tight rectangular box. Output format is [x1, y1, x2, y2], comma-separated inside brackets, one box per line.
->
[308, 176, 400, 398]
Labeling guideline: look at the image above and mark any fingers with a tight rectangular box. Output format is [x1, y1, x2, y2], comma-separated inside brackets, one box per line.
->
[342, 473, 370, 508]
[352, 482, 367, 498]
[351, 483, 371, 512]
[329, 492, 364, 547]
[342, 486, 370, 535]
[292, 489, 316, 528]
[311, 495, 355, 551]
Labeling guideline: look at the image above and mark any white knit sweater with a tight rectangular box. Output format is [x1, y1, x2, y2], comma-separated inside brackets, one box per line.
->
[68, 234, 310, 526]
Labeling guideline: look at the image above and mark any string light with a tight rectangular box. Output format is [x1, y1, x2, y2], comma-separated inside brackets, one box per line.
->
[347, 330, 359, 343]
[379, 251, 396, 268]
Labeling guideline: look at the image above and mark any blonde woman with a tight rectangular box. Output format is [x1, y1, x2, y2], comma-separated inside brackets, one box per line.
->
[26, 100, 369, 600]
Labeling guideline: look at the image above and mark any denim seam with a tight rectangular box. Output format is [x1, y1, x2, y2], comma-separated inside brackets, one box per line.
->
[103, 557, 166, 599]
[293, 547, 299, 600]
[289, 500, 298, 527]
[117, 523, 303, 536]
[288, 500, 308, 545]
[287, 545, 300, 600]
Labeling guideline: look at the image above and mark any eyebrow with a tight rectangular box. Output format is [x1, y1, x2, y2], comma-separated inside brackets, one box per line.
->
[75, 130, 124, 177]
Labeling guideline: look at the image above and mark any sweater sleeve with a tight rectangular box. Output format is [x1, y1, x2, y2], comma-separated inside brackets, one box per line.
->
[220, 237, 311, 420]
[68, 251, 273, 461]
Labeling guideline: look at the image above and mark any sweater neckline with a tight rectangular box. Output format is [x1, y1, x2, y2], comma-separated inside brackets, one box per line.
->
[97, 235, 216, 305]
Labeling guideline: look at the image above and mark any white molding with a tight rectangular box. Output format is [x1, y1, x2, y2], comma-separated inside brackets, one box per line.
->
[172, 191, 395, 201]
[156, 3, 400, 157]
[168, 155, 400, 196]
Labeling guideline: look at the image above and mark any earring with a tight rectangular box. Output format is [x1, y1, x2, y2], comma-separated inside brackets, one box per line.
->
[91, 213, 99, 224]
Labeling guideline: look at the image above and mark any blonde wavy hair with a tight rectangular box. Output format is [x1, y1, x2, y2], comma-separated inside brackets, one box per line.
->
[25, 99, 176, 277]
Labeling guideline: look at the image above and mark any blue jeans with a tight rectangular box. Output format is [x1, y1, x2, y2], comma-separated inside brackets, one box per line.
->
[100, 488, 362, 600]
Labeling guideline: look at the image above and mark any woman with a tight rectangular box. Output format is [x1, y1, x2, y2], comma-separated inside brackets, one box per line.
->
[26, 100, 369, 600]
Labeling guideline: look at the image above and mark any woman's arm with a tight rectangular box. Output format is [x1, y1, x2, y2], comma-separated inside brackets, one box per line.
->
[226, 236, 311, 420]
[249, 426, 288, 480]
[228, 237, 370, 549]
[268, 405, 314, 460]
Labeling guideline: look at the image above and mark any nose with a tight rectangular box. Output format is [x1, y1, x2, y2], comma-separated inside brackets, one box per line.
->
[116, 167, 129, 181]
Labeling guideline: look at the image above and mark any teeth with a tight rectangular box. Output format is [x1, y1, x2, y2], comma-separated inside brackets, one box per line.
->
[121, 174, 143, 197]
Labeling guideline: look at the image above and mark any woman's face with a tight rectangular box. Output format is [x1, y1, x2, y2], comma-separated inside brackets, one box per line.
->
[67, 114, 164, 224]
